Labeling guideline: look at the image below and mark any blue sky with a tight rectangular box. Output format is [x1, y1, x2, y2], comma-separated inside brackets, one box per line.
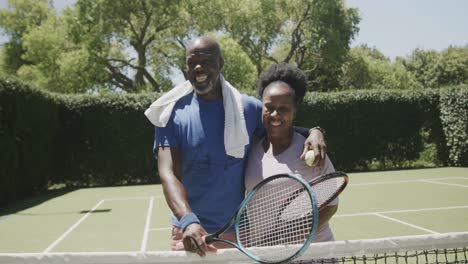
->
[1, 0, 467, 60]
[346, 0, 468, 59]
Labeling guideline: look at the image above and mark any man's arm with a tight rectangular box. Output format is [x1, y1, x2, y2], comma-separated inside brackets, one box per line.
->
[157, 147, 214, 256]
[157, 146, 190, 218]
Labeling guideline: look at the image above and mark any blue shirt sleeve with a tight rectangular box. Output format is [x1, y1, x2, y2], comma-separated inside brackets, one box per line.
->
[252, 98, 265, 139]
[153, 116, 179, 152]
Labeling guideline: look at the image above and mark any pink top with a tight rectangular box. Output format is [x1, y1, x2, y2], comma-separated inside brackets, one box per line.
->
[244, 132, 337, 242]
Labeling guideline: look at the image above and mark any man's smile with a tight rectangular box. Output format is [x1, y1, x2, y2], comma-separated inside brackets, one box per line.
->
[195, 74, 208, 83]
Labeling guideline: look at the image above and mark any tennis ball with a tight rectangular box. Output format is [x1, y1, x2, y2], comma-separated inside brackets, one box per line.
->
[305, 150, 315, 167]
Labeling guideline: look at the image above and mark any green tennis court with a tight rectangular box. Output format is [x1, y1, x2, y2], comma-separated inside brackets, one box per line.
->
[0, 167, 467, 254]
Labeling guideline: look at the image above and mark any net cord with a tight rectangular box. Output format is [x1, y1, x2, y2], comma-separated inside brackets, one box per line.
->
[1, 232, 467, 264]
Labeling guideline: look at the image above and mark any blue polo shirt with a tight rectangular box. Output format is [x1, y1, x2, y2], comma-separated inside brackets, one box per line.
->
[154, 92, 263, 233]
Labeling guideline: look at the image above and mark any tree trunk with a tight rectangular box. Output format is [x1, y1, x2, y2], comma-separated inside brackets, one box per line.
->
[135, 45, 146, 88]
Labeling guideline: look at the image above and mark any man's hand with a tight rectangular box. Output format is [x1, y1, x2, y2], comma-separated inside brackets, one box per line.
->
[300, 128, 327, 167]
[182, 223, 217, 256]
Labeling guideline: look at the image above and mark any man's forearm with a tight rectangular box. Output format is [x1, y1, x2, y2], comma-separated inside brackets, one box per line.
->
[161, 174, 192, 219]
[157, 146, 192, 220]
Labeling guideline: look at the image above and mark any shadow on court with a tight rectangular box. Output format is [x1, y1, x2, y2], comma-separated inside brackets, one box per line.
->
[0, 187, 79, 217]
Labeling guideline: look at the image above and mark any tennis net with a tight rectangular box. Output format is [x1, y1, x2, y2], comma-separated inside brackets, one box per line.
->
[0, 232, 466, 263]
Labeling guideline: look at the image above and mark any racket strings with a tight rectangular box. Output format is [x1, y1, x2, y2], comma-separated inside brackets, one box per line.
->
[311, 177, 347, 209]
[238, 176, 317, 262]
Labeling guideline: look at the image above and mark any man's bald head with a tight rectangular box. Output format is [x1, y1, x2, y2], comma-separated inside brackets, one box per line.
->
[185, 36, 224, 98]
[186, 36, 222, 57]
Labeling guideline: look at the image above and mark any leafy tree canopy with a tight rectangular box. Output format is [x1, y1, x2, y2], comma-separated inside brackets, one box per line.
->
[0, 0, 466, 93]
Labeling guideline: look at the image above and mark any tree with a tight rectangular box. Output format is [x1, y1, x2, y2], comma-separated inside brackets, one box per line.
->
[0, 0, 53, 75]
[191, 0, 360, 92]
[340, 45, 421, 90]
[0, 45, 4, 75]
[0, 46, 7, 75]
[368, 59, 421, 90]
[3, 0, 190, 93]
[67, 0, 186, 92]
[177, 0, 284, 77]
[401, 46, 468, 88]
[17, 13, 107, 93]
[339, 46, 372, 89]
[400, 48, 441, 88]
[437, 46, 468, 86]
[275, 0, 360, 91]
[1, 0, 361, 93]
[216, 35, 257, 92]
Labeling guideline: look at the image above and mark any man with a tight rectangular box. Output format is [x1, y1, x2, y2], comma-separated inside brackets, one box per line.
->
[145, 36, 326, 256]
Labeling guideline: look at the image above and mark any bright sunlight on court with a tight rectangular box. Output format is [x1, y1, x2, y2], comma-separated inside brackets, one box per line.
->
[0, 167, 467, 263]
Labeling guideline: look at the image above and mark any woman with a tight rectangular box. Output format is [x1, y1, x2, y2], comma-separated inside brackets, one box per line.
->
[244, 62, 338, 243]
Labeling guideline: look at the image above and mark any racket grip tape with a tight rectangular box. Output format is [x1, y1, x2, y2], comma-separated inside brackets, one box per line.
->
[204, 235, 214, 244]
[180, 212, 200, 231]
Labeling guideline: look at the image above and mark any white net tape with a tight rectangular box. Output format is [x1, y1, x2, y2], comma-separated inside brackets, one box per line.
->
[0, 232, 467, 264]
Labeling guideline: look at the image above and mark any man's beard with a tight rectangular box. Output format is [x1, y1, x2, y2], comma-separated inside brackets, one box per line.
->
[194, 75, 219, 95]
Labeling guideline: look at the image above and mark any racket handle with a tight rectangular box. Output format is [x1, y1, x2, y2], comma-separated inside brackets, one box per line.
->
[204, 235, 214, 244]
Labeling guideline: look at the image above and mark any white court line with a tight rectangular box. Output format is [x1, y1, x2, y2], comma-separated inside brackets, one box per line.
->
[149, 227, 172, 231]
[373, 213, 438, 234]
[419, 180, 468, 188]
[43, 200, 105, 253]
[350, 177, 467, 186]
[104, 195, 165, 201]
[335, 205, 468, 217]
[140, 196, 154, 252]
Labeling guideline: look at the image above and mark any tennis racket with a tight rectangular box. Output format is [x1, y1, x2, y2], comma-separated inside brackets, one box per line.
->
[307, 171, 348, 211]
[268, 171, 347, 240]
[205, 173, 319, 264]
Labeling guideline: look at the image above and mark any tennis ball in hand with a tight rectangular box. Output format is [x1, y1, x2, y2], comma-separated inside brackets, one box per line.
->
[305, 150, 315, 167]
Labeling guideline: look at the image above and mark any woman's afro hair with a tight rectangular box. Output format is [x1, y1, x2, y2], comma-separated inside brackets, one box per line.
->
[257, 62, 307, 104]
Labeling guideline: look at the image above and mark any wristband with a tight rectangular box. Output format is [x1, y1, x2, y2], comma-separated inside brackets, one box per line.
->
[310, 126, 326, 136]
[170, 214, 181, 228]
[180, 212, 200, 231]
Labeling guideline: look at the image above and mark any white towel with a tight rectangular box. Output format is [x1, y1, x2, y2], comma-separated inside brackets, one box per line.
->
[144, 75, 249, 158]
[144, 80, 193, 127]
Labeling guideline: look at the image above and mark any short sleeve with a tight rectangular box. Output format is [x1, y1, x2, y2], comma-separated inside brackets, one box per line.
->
[252, 98, 265, 139]
[153, 117, 178, 152]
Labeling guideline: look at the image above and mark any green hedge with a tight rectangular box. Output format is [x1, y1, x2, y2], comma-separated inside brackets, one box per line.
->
[0, 78, 59, 205]
[296, 89, 446, 170]
[52, 93, 159, 186]
[1, 75, 467, 206]
[439, 87, 468, 165]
